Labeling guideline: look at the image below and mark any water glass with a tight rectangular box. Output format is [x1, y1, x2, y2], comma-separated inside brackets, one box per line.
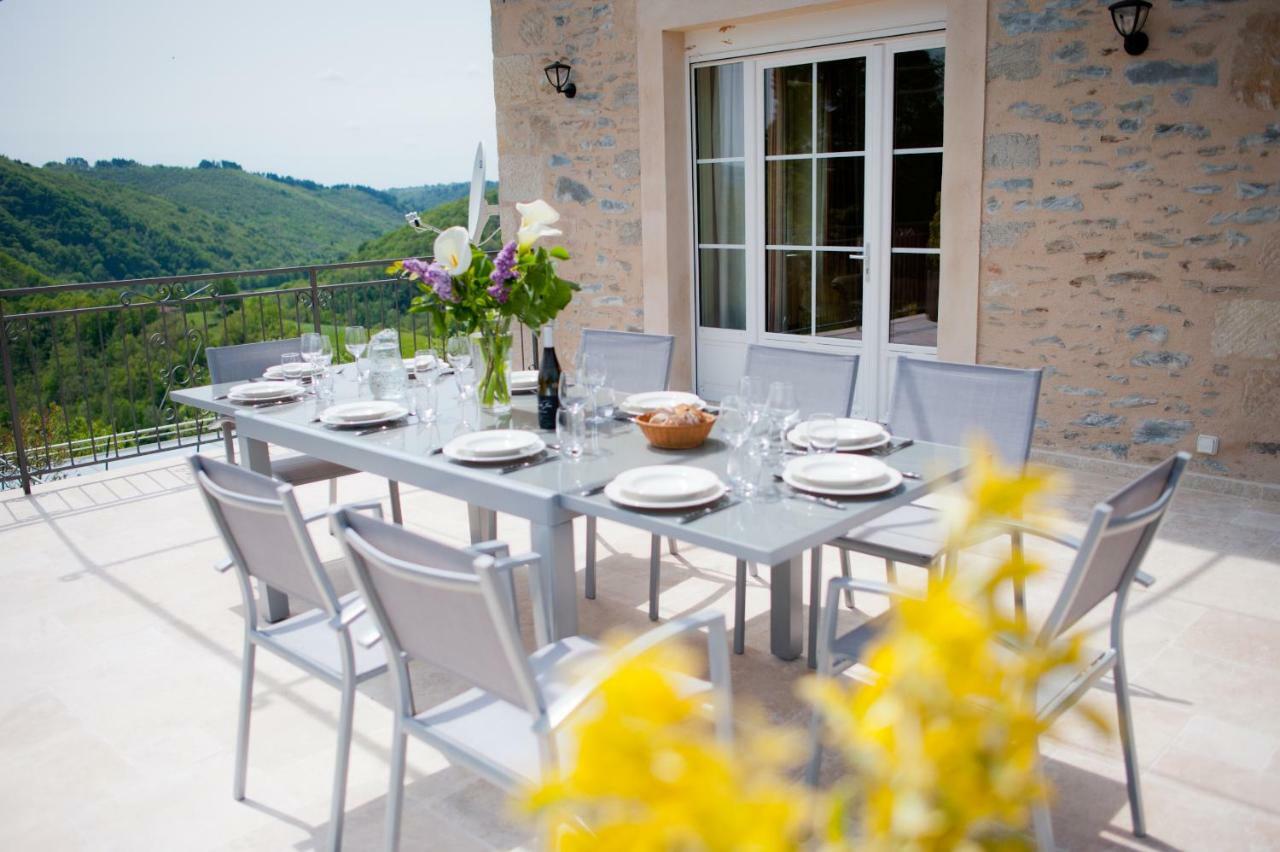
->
[594, 386, 618, 421]
[315, 369, 336, 400]
[739, 375, 768, 422]
[766, 381, 799, 438]
[578, 352, 607, 419]
[412, 380, 438, 423]
[726, 438, 764, 498]
[300, 332, 323, 366]
[413, 349, 439, 379]
[716, 394, 749, 446]
[807, 413, 838, 454]
[559, 371, 589, 412]
[280, 352, 304, 380]
[343, 326, 367, 363]
[556, 406, 585, 459]
[446, 335, 473, 371]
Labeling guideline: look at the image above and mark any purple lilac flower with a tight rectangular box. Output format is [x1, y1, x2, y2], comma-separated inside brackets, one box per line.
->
[424, 263, 455, 302]
[401, 257, 432, 280]
[487, 281, 510, 304]
[489, 239, 518, 287]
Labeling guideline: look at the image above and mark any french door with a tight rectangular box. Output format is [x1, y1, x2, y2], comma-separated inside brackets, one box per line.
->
[692, 35, 945, 418]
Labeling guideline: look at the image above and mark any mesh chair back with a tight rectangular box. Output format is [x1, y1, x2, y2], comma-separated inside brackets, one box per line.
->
[743, 344, 859, 417]
[189, 455, 332, 613]
[579, 329, 675, 393]
[889, 359, 1042, 467]
[1046, 454, 1187, 639]
[334, 508, 536, 709]
[206, 338, 302, 384]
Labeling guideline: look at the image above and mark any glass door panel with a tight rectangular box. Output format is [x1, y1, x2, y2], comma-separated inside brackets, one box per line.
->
[817, 58, 866, 152]
[697, 162, 745, 245]
[765, 250, 811, 334]
[816, 252, 863, 339]
[817, 157, 865, 246]
[764, 64, 812, 155]
[693, 62, 747, 331]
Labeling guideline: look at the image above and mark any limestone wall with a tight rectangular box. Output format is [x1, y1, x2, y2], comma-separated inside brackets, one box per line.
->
[489, 0, 643, 367]
[980, 0, 1280, 481]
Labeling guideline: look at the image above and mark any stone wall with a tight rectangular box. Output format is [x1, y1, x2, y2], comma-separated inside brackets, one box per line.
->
[980, 0, 1280, 481]
[489, 0, 643, 366]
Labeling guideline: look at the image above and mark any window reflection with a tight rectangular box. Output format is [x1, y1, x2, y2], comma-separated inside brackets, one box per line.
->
[893, 49, 945, 149]
[695, 64, 743, 159]
[891, 153, 942, 248]
[699, 249, 746, 330]
[765, 159, 811, 246]
[765, 250, 811, 334]
[697, 162, 745, 245]
[817, 57, 865, 153]
[817, 157, 865, 247]
[888, 253, 939, 346]
[764, 64, 812, 155]
[816, 252, 862, 340]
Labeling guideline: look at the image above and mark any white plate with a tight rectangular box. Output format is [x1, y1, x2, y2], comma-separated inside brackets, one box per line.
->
[604, 479, 728, 511]
[612, 465, 721, 504]
[620, 391, 705, 415]
[263, 364, 320, 380]
[443, 434, 545, 464]
[786, 454, 891, 488]
[787, 419, 888, 451]
[511, 370, 539, 392]
[227, 381, 303, 401]
[320, 401, 409, 426]
[782, 465, 903, 497]
[447, 429, 541, 459]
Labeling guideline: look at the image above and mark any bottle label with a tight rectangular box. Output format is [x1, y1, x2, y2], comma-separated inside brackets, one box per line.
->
[538, 395, 560, 430]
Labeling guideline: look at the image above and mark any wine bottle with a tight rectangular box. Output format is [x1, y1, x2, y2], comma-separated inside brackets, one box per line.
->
[536, 324, 561, 430]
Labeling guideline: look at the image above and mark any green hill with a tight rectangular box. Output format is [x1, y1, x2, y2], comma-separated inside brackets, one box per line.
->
[350, 188, 502, 261]
[0, 157, 485, 288]
[385, 181, 498, 215]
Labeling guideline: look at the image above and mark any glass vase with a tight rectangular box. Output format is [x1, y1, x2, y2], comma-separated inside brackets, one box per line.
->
[473, 318, 513, 414]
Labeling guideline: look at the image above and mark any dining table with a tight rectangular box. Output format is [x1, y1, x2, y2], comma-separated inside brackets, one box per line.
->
[172, 372, 971, 665]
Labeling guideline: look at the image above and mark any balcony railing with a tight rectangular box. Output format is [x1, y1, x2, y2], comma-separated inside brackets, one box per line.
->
[0, 256, 530, 494]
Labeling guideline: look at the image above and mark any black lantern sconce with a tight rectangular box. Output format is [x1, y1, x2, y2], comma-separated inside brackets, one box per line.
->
[543, 60, 576, 99]
[1108, 0, 1152, 56]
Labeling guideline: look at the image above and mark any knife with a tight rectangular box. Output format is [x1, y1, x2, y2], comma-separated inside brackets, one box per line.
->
[500, 450, 561, 475]
[677, 495, 739, 525]
[353, 418, 414, 437]
[784, 489, 844, 510]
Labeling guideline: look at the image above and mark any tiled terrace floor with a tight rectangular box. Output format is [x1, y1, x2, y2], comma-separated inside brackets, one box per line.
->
[2, 449, 1278, 850]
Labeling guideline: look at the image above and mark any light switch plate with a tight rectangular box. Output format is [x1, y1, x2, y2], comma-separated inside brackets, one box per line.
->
[1195, 434, 1219, 455]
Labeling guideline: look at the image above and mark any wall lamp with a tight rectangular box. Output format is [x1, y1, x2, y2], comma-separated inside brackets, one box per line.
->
[544, 60, 577, 98]
[1108, 0, 1152, 56]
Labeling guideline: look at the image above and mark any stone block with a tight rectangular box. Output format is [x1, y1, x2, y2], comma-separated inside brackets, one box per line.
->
[988, 40, 1041, 81]
[1213, 301, 1280, 359]
[1243, 368, 1280, 417]
[986, 133, 1041, 169]
[1133, 419, 1193, 445]
[1124, 60, 1219, 87]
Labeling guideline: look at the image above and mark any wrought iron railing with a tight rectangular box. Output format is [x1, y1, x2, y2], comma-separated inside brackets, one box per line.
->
[0, 256, 530, 494]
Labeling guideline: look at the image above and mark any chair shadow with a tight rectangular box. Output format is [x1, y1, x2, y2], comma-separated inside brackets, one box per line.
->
[1041, 756, 1185, 851]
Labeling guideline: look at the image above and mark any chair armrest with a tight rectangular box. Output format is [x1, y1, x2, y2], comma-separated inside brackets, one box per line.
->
[1134, 569, 1156, 588]
[541, 611, 726, 734]
[991, 519, 1081, 551]
[304, 499, 384, 526]
[470, 540, 511, 558]
[828, 576, 924, 603]
[328, 599, 383, 648]
[214, 557, 233, 574]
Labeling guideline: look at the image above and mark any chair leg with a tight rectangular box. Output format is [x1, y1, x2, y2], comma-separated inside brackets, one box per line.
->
[584, 516, 597, 600]
[1011, 530, 1027, 628]
[884, 558, 898, 585]
[807, 547, 823, 670]
[749, 563, 760, 579]
[733, 560, 747, 655]
[668, 537, 679, 556]
[838, 549, 854, 609]
[388, 481, 403, 525]
[648, 534, 661, 621]
[233, 638, 255, 801]
[384, 725, 408, 852]
[1032, 737, 1056, 851]
[328, 477, 339, 505]
[328, 677, 357, 852]
[1114, 650, 1147, 837]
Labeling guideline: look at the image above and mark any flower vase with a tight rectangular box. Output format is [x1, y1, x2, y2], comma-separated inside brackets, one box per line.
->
[473, 319, 513, 414]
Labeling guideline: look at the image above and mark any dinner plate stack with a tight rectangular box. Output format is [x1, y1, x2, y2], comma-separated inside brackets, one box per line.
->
[443, 429, 546, 463]
[619, 391, 706, 416]
[226, 381, 305, 405]
[786, 418, 891, 453]
[262, 364, 321, 381]
[604, 465, 726, 510]
[510, 370, 539, 394]
[319, 400, 410, 428]
[781, 454, 903, 497]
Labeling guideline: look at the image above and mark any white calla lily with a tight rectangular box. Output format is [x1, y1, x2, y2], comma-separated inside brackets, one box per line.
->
[433, 226, 472, 276]
[516, 199, 563, 249]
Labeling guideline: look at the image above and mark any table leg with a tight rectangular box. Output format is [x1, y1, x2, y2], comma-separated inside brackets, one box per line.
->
[236, 435, 291, 623]
[468, 506, 497, 543]
[530, 518, 579, 642]
[769, 556, 803, 661]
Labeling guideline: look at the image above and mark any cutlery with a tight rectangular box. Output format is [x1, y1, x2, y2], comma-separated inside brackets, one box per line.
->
[899, 470, 921, 480]
[353, 418, 414, 437]
[677, 495, 739, 525]
[500, 450, 561, 475]
[784, 489, 844, 510]
[577, 483, 607, 497]
[873, 437, 914, 456]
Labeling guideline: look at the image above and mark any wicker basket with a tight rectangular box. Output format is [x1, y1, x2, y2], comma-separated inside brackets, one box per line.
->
[636, 411, 717, 450]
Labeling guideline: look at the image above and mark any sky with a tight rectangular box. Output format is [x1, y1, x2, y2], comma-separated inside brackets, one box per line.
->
[0, 0, 500, 188]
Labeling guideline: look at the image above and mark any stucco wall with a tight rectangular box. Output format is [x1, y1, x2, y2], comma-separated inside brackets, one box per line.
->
[489, 0, 642, 367]
[979, 0, 1280, 482]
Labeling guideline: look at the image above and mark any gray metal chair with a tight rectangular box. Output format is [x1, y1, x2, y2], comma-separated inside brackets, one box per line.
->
[330, 506, 732, 852]
[808, 453, 1189, 848]
[723, 344, 860, 655]
[825, 358, 1042, 641]
[578, 329, 679, 616]
[189, 454, 388, 852]
[207, 338, 403, 523]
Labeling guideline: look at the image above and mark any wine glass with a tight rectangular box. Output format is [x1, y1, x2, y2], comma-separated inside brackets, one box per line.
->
[726, 437, 765, 498]
[343, 326, 367, 363]
[559, 371, 589, 412]
[280, 352, 304, 380]
[446, 335, 473, 371]
[739, 375, 768, 422]
[556, 406, 586, 459]
[765, 381, 800, 442]
[716, 394, 750, 447]
[578, 352, 607, 421]
[413, 349, 439, 383]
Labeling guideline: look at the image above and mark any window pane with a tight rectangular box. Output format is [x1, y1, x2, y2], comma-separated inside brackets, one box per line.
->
[817, 57, 865, 153]
[765, 159, 811, 246]
[695, 63, 743, 159]
[893, 48, 945, 149]
[816, 157, 864, 247]
[765, 250, 811, 335]
[764, 64, 812, 155]
[891, 153, 942, 248]
[697, 162, 744, 245]
[699, 249, 746, 330]
[888, 253, 939, 346]
[816, 252, 862, 340]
